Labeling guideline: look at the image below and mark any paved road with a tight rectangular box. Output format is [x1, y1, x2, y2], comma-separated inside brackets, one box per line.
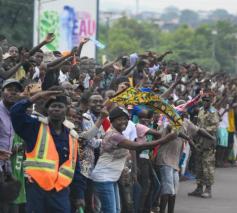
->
[175, 168, 237, 213]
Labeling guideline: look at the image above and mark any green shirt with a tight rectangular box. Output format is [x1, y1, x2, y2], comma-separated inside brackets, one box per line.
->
[11, 134, 26, 204]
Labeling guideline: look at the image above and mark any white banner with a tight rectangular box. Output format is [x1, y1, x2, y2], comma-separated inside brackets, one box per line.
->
[34, 0, 98, 58]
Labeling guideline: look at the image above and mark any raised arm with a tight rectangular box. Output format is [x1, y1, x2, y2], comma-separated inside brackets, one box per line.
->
[76, 37, 90, 57]
[120, 61, 137, 76]
[46, 54, 73, 68]
[102, 56, 121, 70]
[160, 74, 181, 99]
[157, 51, 173, 62]
[47, 57, 73, 71]
[79, 109, 109, 140]
[0, 62, 22, 80]
[29, 33, 55, 56]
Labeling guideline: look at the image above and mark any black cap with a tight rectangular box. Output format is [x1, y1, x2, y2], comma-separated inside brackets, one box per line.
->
[109, 106, 129, 122]
[45, 95, 68, 108]
[2, 79, 23, 92]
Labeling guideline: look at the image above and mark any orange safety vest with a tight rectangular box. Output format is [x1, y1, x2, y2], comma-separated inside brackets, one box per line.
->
[24, 123, 78, 191]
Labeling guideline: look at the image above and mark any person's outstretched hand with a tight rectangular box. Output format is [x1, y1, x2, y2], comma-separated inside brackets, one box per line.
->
[29, 90, 63, 103]
[44, 33, 55, 44]
[80, 37, 90, 45]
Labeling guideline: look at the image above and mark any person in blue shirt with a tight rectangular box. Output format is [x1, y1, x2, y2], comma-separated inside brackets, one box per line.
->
[10, 90, 81, 213]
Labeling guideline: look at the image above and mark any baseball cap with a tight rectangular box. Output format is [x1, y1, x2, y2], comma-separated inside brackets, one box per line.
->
[109, 107, 129, 122]
[2, 79, 23, 92]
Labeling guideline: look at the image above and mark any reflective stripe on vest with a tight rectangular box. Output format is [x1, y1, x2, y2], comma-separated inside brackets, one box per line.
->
[37, 125, 48, 159]
[54, 136, 78, 191]
[24, 160, 55, 170]
[58, 137, 76, 180]
[25, 123, 78, 191]
[59, 167, 74, 179]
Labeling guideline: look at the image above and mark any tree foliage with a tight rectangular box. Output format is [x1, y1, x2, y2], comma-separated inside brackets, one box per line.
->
[0, 0, 34, 48]
[99, 18, 237, 73]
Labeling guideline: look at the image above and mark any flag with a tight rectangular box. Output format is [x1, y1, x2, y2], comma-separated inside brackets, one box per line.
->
[109, 87, 183, 128]
[90, 37, 106, 49]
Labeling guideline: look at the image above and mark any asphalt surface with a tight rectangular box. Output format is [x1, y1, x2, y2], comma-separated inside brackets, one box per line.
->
[175, 168, 237, 213]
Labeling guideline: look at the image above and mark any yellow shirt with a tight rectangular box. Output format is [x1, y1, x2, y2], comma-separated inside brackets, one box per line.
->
[228, 109, 235, 132]
[15, 66, 26, 81]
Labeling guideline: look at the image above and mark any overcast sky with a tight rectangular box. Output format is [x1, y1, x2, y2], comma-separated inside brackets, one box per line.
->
[100, 0, 237, 14]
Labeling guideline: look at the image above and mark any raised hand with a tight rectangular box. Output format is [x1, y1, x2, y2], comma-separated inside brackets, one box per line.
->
[44, 33, 55, 44]
[29, 90, 63, 103]
[113, 63, 122, 71]
[80, 37, 90, 45]
[100, 108, 109, 119]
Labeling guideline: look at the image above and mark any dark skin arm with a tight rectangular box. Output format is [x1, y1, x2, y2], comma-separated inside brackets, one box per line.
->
[147, 128, 162, 138]
[160, 74, 181, 99]
[156, 51, 173, 62]
[29, 33, 55, 56]
[0, 50, 31, 79]
[102, 56, 121, 70]
[118, 132, 177, 151]
[0, 62, 22, 79]
[29, 90, 63, 103]
[120, 61, 137, 76]
[76, 37, 90, 57]
[47, 54, 73, 68]
[47, 57, 73, 71]
[198, 128, 215, 141]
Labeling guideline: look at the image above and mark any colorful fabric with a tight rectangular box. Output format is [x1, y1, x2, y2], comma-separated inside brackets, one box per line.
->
[175, 95, 201, 112]
[109, 87, 183, 128]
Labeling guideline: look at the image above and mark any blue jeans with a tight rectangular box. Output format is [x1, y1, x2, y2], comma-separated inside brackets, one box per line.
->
[93, 181, 120, 213]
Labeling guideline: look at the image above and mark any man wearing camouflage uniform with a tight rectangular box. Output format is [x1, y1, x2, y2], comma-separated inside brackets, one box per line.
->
[188, 95, 219, 198]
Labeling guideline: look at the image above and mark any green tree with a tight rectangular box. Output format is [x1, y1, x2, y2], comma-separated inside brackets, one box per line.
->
[179, 10, 200, 27]
[98, 17, 237, 73]
[0, 0, 34, 48]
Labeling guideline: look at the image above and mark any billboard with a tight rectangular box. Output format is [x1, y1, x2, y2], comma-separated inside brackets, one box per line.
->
[33, 0, 98, 58]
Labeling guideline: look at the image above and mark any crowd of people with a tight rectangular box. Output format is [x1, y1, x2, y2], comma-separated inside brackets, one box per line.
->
[0, 32, 237, 213]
